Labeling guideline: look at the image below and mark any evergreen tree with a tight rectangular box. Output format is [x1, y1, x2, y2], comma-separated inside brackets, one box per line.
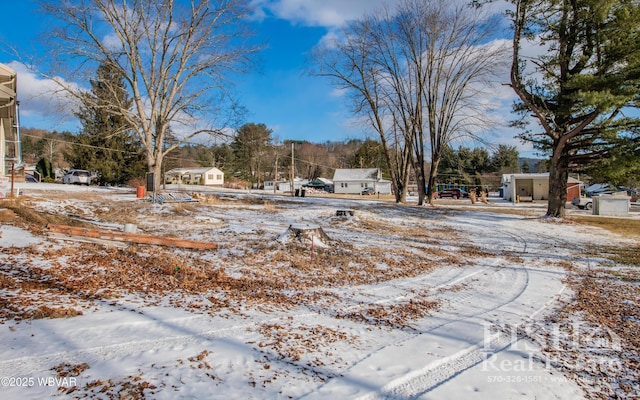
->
[352, 139, 389, 175]
[437, 146, 491, 184]
[581, 146, 640, 186]
[507, 0, 640, 217]
[68, 63, 145, 186]
[489, 145, 520, 174]
[35, 157, 54, 181]
[230, 123, 273, 184]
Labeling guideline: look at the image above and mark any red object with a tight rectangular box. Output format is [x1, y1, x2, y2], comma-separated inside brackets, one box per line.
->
[136, 186, 145, 198]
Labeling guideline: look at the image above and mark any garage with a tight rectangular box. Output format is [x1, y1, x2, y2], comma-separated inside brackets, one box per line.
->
[502, 173, 581, 203]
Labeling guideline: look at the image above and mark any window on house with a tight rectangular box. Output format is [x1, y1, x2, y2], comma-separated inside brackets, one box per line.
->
[208, 174, 214, 180]
[216, 175, 222, 180]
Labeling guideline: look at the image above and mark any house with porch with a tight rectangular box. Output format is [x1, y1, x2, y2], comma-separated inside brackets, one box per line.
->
[0, 63, 21, 178]
[165, 167, 224, 186]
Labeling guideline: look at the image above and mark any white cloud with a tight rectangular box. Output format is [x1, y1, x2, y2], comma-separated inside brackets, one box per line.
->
[257, 0, 396, 27]
[330, 87, 347, 98]
[102, 33, 122, 52]
[258, 0, 510, 29]
[7, 61, 81, 131]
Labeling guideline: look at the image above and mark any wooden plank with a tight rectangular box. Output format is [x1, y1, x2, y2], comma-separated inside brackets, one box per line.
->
[47, 224, 217, 250]
[48, 233, 129, 249]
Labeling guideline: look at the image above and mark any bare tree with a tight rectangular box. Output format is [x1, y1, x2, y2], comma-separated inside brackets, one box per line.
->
[39, 0, 260, 189]
[312, 0, 507, 204]
[311, 10, 413, 203]
[399, 0, 508, 204]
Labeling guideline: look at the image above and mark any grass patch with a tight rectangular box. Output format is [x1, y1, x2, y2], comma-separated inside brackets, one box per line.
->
[600, 246, 640, 267]
[568, 215, 640, 238]
[0, 198, 75, 229]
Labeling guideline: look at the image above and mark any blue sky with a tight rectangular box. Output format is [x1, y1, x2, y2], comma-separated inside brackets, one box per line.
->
[0, 0, 533, 155]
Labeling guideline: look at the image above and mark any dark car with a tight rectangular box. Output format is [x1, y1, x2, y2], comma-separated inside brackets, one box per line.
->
[361, 187, 376, 195]
[436, 188, 468, 199]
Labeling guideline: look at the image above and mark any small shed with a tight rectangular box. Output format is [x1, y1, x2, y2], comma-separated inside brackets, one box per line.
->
[165, 167, 224, 186]
[566, 178, 582, 202]
[502, 173, 581, 202]
[593, 193, 631, 216]
[333, 168, 391, 195]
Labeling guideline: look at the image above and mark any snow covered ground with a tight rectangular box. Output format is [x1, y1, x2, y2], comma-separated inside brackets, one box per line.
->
[0, 183, 638, 399]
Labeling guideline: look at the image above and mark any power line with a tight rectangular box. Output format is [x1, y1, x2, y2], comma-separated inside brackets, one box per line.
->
[21, 132, 375, 174]
[21, 133, 207, 164]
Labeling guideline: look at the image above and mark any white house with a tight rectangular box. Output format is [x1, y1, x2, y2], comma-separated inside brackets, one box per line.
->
[165, 167, 224, 186]
[501, 173, 581, 202]
[332, 168, 391, 195]
[264, 178, 308, 193]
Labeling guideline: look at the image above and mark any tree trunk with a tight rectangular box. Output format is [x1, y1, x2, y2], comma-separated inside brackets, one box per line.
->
[153, 162, 163, 193]
[414, 129, 427, 206]
[414, 155, 426, 205]
[394, 177, 408, 203]
[426, 159, 440, 204]
[401, 172, 409, 203]
[417, 177, 426, 205]
[546, 148, 569, 218]
[147, 147, 163, 193]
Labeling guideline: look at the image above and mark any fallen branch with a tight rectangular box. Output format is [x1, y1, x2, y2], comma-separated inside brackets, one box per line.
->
[47, 224, 217, 250]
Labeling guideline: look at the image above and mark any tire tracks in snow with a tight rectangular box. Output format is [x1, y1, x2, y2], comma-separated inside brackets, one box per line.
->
[301, 216, 566, 400]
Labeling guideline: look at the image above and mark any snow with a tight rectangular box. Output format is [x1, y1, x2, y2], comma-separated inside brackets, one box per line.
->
[0, 182, 638, 399]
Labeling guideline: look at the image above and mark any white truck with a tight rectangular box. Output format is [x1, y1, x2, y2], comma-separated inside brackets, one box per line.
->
[571, 196, 594, 210]
[571, 183, 617, 210]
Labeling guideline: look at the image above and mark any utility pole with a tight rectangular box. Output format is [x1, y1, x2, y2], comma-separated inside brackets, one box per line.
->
[290, 142, 295, 196]
[274, 153, 278, 194]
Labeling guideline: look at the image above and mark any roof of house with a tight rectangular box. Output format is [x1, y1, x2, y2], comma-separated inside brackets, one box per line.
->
[501, 173, 582, 184]
[166, 167, 223, 175]
[333, 168, 380, 181]
[305, 177, 333, 186]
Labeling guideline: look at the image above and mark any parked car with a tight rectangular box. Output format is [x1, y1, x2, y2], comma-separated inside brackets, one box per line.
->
[571, 196, 593, 210]
[361, 187, 376, 195]
[25, 174, 38, 183]
[584, 183, 616, 197]
[436, 188, 468, 199]
[62, 169, 92, 185]
[573, 183, 637, 210]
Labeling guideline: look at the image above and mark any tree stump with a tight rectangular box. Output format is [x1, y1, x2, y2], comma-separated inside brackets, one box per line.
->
[278, 224, 331, 247]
